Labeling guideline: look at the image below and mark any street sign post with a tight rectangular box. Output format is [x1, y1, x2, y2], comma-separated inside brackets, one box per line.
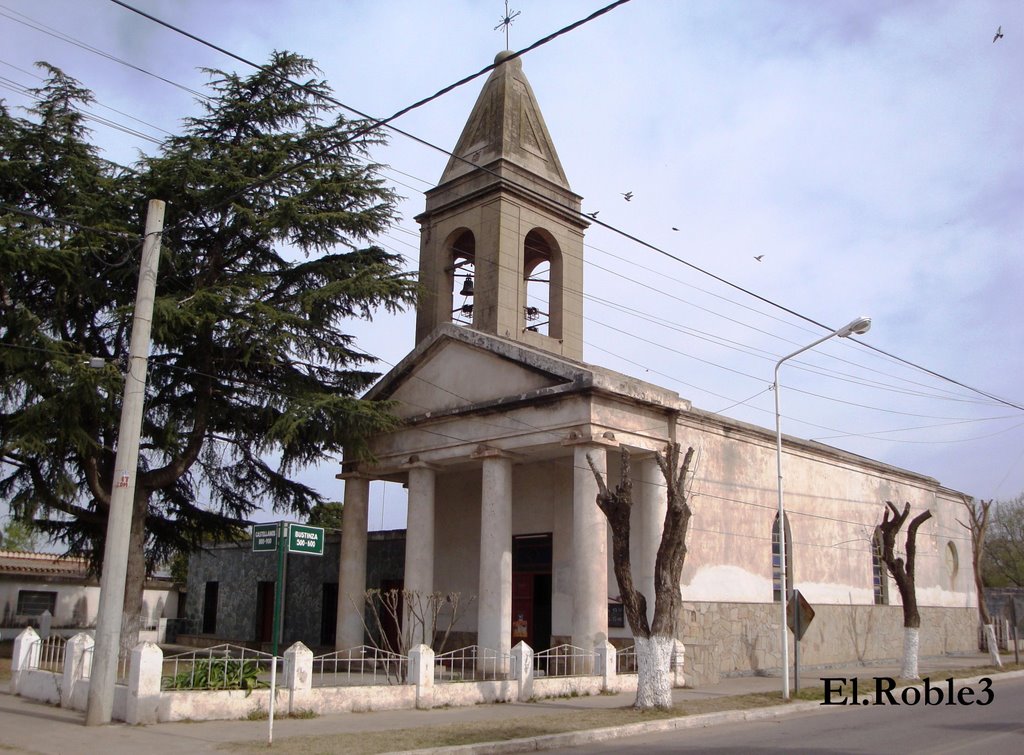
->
[288, 524, 325, 555]
[787, 589, 815, 692]
[252, 523, 278, 552]
[252, 522, 326, 656]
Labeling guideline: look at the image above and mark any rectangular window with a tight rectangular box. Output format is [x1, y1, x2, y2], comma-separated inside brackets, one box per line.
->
[202, 581, 219, 634]
[872, 539, 888, 605]
[17, 590, 57, 617]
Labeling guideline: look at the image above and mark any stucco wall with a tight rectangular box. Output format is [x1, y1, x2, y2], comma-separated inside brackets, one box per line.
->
[1, 579, 179, 630]
[680, 601, 977, 677]
[185, 532, 404, 648]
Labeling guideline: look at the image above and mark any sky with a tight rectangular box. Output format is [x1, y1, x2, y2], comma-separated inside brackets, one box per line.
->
[2, 0, 1022, 533]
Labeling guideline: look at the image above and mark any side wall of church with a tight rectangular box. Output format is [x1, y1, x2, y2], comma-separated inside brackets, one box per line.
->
[673, 417, 976, 611]
[679, 602, 977, 683]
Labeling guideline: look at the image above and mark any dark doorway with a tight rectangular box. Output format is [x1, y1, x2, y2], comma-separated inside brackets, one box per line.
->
[321, 582, 338, 647]
[512, 534, 553, 651]
[202, 581, 219, 634]
[255, 581, 274, 642]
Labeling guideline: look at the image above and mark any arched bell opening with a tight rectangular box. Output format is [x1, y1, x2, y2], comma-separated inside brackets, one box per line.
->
[447, 229, 476, 327]
[523, 229, 563, 338]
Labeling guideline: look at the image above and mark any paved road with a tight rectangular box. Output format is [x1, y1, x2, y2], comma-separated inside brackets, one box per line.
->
[553, 674, 1024, 754]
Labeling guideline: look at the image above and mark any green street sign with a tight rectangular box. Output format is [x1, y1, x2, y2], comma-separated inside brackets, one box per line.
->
[252, 523, 278, 552]
[288, 523, 325, 555]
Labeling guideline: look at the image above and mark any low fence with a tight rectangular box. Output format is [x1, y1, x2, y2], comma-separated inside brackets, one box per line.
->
[979, 619, 1022, 653]
[9, 628, 685, 723]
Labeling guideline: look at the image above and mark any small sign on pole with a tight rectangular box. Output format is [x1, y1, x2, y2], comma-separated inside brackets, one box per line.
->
[288, 524, 325, 555]
[252, 523, 278, 552]
[787, 589, 815, 693]
[786, 590, 815, 641]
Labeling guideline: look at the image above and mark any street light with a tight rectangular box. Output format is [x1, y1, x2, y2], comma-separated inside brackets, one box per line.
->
[773, 315, 871, 700]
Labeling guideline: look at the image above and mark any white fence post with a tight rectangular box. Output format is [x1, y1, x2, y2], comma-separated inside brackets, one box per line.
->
[284, 642, 313, 715]
[409, 644, 435, 710]
[39, 610, 53, 640]
[11, 627, 40, 694]
[510, 641, 534, 701]
[126, 642, 163, 724]
[61, 632, 94, 709]
[596, 641, 616, 691]
[671, 639, 686, 688]
[284, 642, 313, 691]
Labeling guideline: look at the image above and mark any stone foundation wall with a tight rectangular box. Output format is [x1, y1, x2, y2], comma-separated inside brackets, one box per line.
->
[679, 601, 977, 677]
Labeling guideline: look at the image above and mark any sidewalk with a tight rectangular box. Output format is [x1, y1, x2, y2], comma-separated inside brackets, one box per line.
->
[0, 653, 1007, 754]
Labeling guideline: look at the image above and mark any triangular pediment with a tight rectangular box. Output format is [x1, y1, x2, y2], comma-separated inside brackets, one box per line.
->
[386, 341, 562, 419]
[366, 324, 688, 420]
[370, 329, 586, 420]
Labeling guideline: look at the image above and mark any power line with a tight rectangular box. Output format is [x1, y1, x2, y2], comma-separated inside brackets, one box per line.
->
[17, 1, 1024, 418]
[0, 4, 209, 99]
[106, 0, 634, 232]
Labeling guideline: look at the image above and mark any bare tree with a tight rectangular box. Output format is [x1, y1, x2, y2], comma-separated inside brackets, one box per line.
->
[878, 501, 932, 679]
[958, 497, 1002, 667]
[984, 493, 1024, 587]
[587, 443, 695, 710]
[356, 588, 475, 680]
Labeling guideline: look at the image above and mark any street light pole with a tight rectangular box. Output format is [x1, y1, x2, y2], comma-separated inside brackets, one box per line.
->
[773, 315, 871, 701]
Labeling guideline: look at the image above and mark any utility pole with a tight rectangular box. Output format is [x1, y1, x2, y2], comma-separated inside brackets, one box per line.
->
[86, 199, 165, 726]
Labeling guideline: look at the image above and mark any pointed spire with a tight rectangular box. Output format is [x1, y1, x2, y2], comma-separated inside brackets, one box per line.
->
[438, 52, 570, 190]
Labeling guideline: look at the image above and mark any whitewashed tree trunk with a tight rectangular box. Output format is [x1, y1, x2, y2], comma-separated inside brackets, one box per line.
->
[634, 634, 674, 709]
[982, 623, 1003, 667]
[901, 626, 920, 679]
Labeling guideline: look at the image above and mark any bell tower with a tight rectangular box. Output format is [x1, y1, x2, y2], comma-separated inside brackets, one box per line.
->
[414, 51, 586, 360]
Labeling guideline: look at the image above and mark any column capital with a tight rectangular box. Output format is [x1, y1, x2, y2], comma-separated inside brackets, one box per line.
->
[561, 429, 619, 449]
[470, 444, 515, 460]
[401, 455, 440, 472]
[337, 467, 375, 481]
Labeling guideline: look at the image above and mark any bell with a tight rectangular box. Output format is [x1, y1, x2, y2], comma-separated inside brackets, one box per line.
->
[459, 276, 475, 297]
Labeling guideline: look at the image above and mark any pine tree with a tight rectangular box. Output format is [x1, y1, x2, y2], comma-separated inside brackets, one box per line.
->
[1, 53, 416, 644]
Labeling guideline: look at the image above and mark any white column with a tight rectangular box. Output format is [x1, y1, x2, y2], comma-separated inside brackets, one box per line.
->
[337, 474, 370, 649]
[404, 463, 437, 647]
[405, 466, 436, 595]
[476, 451, 512, 657]
[572, 444, 608, 651]
[637, 455, 667, 626]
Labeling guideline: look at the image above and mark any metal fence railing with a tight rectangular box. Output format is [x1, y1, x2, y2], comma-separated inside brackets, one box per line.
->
[312, 645, 408, 687]
[533, 644, 598, 678]
[160, 644, 277, 692]
[434, 645, 508, 683]
[36, 636, 65, 672]
[615, 644, 638, 674]
[80, 647, 137, 683]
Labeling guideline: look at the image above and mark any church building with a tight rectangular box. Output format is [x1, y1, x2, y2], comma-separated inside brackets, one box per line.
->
[335, 52, 977, 676]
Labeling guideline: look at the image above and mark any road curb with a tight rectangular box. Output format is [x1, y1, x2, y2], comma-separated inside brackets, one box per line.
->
[396, 669, 1024, 754]
[392, 699, 823, 754]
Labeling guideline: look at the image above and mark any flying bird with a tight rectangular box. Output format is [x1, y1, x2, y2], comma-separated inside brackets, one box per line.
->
[671, 227, 680, 231]
[754, 255, 765, 262]
[993, 26, 1004, 42]
[584, 211, 599, 219]
[621, 191, 633, 202]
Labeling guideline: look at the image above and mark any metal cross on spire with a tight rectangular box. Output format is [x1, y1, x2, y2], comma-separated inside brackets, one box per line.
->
[494, 0, 521, 48]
